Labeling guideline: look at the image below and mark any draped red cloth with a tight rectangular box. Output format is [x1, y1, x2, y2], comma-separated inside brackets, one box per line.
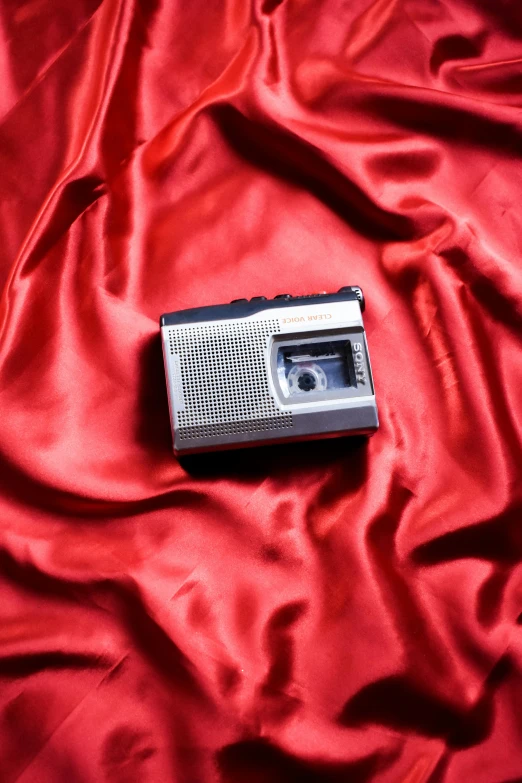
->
[1, 0, 522, 780]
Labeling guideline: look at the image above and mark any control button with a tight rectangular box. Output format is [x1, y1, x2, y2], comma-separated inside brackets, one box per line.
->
[337, 286, 365, 312]
[231, 298, 248, 303]
[250, 296, 267, 301]
[274, 294, 292, 299]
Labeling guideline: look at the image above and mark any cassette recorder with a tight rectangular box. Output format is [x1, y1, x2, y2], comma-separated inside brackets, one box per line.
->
[160, 287, 378, 455]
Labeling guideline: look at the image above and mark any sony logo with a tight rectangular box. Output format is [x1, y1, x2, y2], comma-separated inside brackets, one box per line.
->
[281, 313, 332, 324]
[353, 342, 366, 384]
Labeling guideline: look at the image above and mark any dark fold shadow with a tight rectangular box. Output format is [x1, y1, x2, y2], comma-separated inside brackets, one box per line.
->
[363, 93, 522, 157]
[412, 505, 522, 566]
[339, 655, 512, 749]
[211, 104, 414, 241]
[216, 736, 398, 783]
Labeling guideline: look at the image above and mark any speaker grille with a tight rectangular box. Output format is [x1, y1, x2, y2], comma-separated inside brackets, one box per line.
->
[168, 319, 293, 440]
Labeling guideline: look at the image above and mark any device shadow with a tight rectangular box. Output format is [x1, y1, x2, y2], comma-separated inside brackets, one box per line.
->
[179, 435, 369, 481]
[136, 332, 175, 456]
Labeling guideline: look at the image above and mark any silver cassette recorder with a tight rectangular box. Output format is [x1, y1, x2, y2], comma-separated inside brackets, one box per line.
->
[160, 287, 378, 455]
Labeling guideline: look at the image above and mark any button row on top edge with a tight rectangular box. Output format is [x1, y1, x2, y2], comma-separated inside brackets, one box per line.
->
[230, 295, 289, 303]
[231, 293, 326, 302]
[230, 289, 358, 303]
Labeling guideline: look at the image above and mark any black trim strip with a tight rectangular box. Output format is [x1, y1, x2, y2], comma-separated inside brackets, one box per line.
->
[160, 290, 361, 327]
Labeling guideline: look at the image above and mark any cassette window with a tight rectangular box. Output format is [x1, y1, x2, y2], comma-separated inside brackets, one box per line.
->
[274, 333, 371, 401]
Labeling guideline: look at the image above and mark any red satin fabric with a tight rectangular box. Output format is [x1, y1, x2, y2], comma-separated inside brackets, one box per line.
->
[1, 0, 522, 781]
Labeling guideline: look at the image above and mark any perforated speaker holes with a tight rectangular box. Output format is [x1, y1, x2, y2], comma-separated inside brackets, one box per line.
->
[168, 319, 293, 439]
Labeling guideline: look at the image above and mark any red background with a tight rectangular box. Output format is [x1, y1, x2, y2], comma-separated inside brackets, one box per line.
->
[1, 0, 522, 781]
